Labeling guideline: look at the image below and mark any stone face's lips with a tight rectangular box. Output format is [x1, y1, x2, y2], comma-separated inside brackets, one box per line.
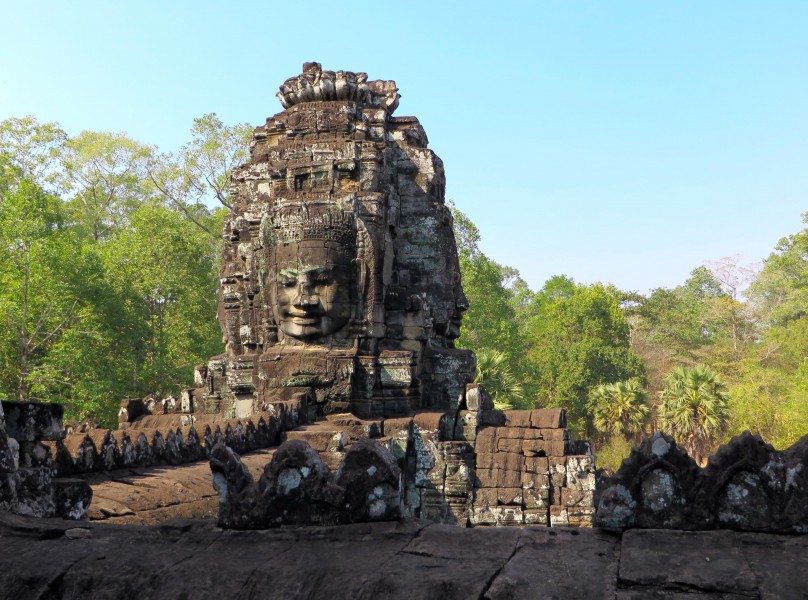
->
[287, 309, 323, 317]
[290, 316, 321, 325]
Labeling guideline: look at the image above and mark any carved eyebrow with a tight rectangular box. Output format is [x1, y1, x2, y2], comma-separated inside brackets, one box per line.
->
[278, 265, 335, 278]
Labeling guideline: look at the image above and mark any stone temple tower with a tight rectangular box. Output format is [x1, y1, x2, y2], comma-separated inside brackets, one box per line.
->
[206, 62, 475, 420]
[102, 64, 595, 530]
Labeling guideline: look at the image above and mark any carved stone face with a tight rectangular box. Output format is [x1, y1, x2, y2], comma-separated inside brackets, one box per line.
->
[446, 288, 469, 339]
[273, 240, 354, 341]
[434, 251, 469, 341]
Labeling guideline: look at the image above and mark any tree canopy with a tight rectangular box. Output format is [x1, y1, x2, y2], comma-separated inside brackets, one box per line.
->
[1, 114, 806, 460]
[0, 115, 244, 426]
[451, 203, 808, 458]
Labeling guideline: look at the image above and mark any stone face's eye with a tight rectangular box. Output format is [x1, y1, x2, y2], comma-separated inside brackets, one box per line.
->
[279, 277, 296, 287]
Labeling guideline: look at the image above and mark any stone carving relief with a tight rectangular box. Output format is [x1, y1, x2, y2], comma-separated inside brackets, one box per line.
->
[203, 62, 475, 420]
[262, 203, 366, 345]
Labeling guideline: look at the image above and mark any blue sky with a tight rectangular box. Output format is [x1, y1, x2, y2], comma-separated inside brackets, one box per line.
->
[1, 1, 806, 294]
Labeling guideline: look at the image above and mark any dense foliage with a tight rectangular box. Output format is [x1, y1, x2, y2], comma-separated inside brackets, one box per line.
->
[658, 365, 730, 464]
[588, 378, 649, 442]
[1, 113, 806, 463]
[449, 204, 808, 464]
[450, 204, 646, 435]
[0, 115, 250, 426]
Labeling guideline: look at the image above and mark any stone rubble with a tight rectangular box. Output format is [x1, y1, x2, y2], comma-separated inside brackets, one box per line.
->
[52, 410, 283, 476]
[472, 408, 596, 528]
[211, 437, 402, 528]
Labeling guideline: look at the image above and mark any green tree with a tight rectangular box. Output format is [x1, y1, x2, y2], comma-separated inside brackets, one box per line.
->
[149, 114, 250, 240]
[0, 163, 84, 401]
[628, 266, 732, 399]
[458, 253, 523, 355]
[449, 202, 482, 258]
[658, 364, 730, 464]
[723, 217, 808, 448]
[150, 113, 251, 214]
[179, 113, 252, 210]
[450, 203, 536, 398]
[474, 349, 526, 410]
[61, 131, 155, 241]
[589, 378, 650, 441]
[633, 267, 726, 361]
[99, 203, 222, 397]
[0, 157, 123, 422]
[0, 116, 66, 186]
[724, 358, 791, 446]
[0, 117, 233, 423]
[749, 219, 808, 326]
[534, 274, 576, 305]
[528, 281, 646, 435]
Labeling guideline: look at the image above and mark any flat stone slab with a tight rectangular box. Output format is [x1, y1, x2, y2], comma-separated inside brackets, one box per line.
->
[1, 513, 807, 599]
[618, 529, 758, 598]
[736, 532, 808, 599]
[485, 527, 621, 599]
[364, 524, 522, 598]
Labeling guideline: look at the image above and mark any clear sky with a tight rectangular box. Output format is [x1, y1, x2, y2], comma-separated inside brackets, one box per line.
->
[2, 1, 806, 294]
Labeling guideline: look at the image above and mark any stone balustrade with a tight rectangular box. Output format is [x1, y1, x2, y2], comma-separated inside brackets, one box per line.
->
[597, 430, 808, 533]
[53, 411, 283, 476]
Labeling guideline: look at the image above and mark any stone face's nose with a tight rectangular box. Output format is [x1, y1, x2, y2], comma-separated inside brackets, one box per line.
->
[293, 292, 319, 308]
[293, 276, 319, 308]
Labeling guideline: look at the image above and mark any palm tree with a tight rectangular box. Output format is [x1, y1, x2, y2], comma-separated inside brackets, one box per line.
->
[589, 378, 650, 442]
[658, 364, 730, 464]
[474, 349, 525, 410]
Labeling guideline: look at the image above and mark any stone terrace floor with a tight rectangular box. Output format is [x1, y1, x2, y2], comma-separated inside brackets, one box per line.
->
[1, 510, 807, 598]
[80, 448, 274, 525]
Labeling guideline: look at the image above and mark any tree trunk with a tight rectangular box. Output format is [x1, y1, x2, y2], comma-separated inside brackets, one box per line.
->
[18, 254, 31, 401]
[18, 349, 28, 401]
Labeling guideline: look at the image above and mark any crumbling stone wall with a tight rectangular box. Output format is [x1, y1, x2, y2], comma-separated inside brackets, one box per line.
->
[597, 431, 808, 533]
[211, 437, 402, 528]
[209, 385, 597, 529]
[472, 409, 595, 527]
[0, 400, 91, 519]
[55, 406, 286, 476]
